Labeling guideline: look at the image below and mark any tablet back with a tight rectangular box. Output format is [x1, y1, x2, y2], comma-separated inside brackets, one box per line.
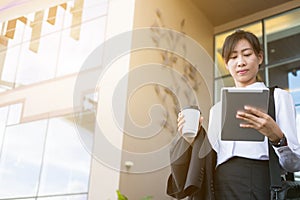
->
[221, 87, 269, 141]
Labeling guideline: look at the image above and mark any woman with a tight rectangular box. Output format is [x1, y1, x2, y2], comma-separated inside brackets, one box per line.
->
[176, 30, 300, 199]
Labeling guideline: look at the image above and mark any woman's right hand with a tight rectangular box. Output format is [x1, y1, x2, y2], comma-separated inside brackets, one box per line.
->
[177, 111, 203, 143]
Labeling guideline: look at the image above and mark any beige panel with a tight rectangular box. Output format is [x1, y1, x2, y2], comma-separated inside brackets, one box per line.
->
[29, 11, 44, 53]
[0, 74, 75, 122]
[119, 0, 214, 199]
[4, 19, 16, 39]
[0, 35, 8, 46]
[70, 0, 84, 40]
[46, 3, 67, 26]
[4, 17, 26, 39]
[47, 6, 58, 25]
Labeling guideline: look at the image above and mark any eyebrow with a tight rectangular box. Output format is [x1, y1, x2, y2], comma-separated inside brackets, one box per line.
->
[231, 47, 253, 53]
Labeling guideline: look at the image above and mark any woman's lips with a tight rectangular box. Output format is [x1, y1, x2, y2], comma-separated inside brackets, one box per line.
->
[237, 69, 248, 75]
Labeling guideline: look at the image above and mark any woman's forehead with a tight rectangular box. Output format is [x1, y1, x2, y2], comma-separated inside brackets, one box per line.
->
[232, 39, 252, 50]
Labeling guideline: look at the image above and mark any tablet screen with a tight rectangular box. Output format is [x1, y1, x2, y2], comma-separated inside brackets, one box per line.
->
[221, 87, 269, 141]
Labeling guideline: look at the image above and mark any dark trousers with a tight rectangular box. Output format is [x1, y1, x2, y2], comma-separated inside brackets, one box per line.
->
[214, 157, 270, 200]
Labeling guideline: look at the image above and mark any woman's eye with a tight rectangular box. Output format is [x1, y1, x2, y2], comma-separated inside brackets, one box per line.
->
[243, 51, 253, 56]
[230, 55, 237, 59]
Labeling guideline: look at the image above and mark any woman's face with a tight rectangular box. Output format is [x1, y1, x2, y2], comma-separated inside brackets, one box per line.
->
[226, 39, 263, 87]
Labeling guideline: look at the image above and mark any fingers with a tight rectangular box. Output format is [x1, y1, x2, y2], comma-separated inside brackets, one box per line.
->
[177, 112, 185, 134]
[236, 106, 271, 131]
[236, 110, 260, 127]
[235, 106, 281, 139]
[236, 106, 266, 122]
[243, 105, 266, 117]
[177, 112, 203, 135]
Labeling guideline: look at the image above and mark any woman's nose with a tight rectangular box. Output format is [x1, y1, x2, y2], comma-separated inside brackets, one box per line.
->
[237, 56, 246, 67]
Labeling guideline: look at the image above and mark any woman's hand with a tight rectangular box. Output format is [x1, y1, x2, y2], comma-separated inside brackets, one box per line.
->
[236, 105, 284, 142]
[177, 111, 204, 143]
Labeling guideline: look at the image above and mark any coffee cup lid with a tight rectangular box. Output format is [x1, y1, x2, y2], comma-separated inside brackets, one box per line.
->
[181, 105, 200, 111]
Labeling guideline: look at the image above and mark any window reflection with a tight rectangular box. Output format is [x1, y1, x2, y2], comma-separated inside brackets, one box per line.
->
[268, 56, 300, 90]
[0, 0, 105, 198]
[56, 16, 106, 76]
[0, 0, 108, 92]
[15, 29, 60, 86]
[7, 103, 22, 125]
[0, 44, 21, 88]
[265, 8, 300, 65]
[82, 0, 108, 21]
[0, 106, 94, 199]
[0, 106, 8, 155]
[38, 114, 92, 195]
[214, 76, 234, 102]
[0, 120, 47, 199]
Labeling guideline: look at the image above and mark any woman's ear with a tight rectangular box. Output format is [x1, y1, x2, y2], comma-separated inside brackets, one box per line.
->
[258, 52, 263, 65]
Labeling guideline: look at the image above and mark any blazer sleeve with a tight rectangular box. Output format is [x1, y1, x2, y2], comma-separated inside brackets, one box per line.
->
[167, 127, 216, 199]
[166, 133, 192, 199]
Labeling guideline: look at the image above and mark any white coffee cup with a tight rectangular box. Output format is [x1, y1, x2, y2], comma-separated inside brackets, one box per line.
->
[181, 106, 201, 138]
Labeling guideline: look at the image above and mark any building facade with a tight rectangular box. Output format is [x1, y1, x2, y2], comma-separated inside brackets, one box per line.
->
[0, 0, 299, 199]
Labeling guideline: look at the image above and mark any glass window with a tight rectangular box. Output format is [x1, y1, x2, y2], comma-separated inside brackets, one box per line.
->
[265, 8, 300, 65]
[56, 16, 107, 76]
[82, 0, 109, 21]
[38, 115, 92, 195]
[0, 44, 21, 88]
[0, 106, 8, 154]
[15, 25, 61, 86]
[269, 62, 300, 89]
[6, 103, 22, 125]
[0, 0, 109, 93]
[0, 107, 93, 199]
[56, 0, 107, 76]
[0, 120, 47, 199]
[214, 76, 234, 102]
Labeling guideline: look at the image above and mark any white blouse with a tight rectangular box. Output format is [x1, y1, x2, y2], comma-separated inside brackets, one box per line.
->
[207, 82, 300, 172]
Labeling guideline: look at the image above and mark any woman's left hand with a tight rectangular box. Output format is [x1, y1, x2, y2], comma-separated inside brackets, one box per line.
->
[236, 105, 284, 142]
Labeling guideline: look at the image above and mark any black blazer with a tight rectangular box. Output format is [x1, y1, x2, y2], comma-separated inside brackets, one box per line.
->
[167, 127, 217, 200]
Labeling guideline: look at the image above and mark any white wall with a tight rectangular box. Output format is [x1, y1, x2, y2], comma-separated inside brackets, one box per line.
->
[88, 0, 136, 199]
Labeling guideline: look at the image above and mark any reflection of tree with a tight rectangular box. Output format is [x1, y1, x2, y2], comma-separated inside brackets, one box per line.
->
[151, 9, 202, 135]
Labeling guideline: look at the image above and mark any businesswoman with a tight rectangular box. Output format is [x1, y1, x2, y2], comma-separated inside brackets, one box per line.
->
[175, 30, 300, 199]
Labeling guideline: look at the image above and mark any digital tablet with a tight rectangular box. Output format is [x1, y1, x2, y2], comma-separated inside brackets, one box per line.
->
[221, 87, 269, 141]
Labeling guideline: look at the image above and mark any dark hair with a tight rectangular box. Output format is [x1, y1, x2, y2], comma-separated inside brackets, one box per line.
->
[221, 30, 263, 64]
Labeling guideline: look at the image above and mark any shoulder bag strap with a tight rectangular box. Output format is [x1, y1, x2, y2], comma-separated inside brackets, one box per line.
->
[268, 86, 283, 198]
